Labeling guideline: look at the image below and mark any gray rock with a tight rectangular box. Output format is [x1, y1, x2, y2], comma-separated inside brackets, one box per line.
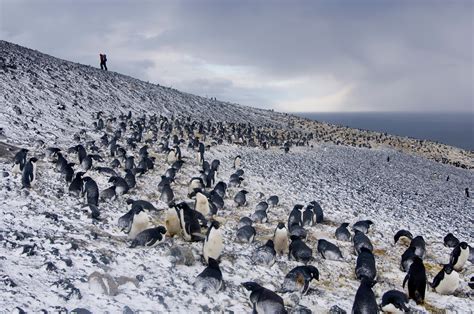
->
[169, 245, 195, 266]
[329, 305, 347, 314]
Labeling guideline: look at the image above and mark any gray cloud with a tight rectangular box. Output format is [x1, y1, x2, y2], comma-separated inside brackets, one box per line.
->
[1, 0, 472, 112]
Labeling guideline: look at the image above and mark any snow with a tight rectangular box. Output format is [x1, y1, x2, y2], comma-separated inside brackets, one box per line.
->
[0, 40, 473, 313]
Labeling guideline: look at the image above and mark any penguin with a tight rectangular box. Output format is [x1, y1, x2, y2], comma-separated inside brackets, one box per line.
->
[126, 199, 159, 212]
[12, 148, 28, 174]
[236, 225, 256, 243]
[252, 240, 276, 266]
[241, 282, 286, 314]
[355, 247, 376, 281]
[267, 195, 279, 207]
[130, 226, 167, 248]
[203, 221, 223, 263]
[380, 290, 409, 313]
[100, 185, 116, 202]
[80, 154, 93, 172]
[165, 204, 181, 237]
[118, 205, 150, 239]
[317, 239, 343, 261]
[431, 264, 459, 295]
[400, 246, 417, 272]
[352, 220, 373, 234]
[335, 223, 351, 242]
[164, 167, 176, 182]
[281, 265, 319, 294]
[251, 209, 268, 223]
[288, 204, 305, 228]
[239, 217, 253, 228]
[82, 177, 99, 206]
[188, 177, 205, 194]
[233, 155, 241, 169]
[69, 172, 85, 197]
[124, 169, 136, 189]
[158, 176, 172, 193]
[352, 278, 378, 314]
[449, 242, 469, 271]
[45, 147, 60, 161]
[403, 256, 426, 304]
[394, 229, 413, 245]
[308, 201, 323, 223]
[353, 230, 374, 255]
[465, 187, 470, 198]
[194, 191, 213, 217]
[288, 223, 307, 240]
[255, 201, 269, 212]
[55, 152, 69, 173]
[194, 257, 223, 293]
[289, 236, 313, 264]
[213, 181, 227, 198]
[176, 202, 203, 241]
[61, 163, 75, 183]
[21, 157, 38, 189]
[160, 184, 174, 205]
[409, 236, 426, 259]
[234, 190, 248, 207]
[443, 233, 459, 248]
[273, 222, 289, 255]
[209, 191, 224, 211]
[125, 156, 135, 170]
[302, 205, 315, 226]
[228, 176, 244, 188]
[469, 276, 474, 289]
[109, 176, 129, 195]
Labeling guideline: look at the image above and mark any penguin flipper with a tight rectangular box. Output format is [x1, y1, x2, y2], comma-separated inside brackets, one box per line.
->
[403, 273, 409, 289]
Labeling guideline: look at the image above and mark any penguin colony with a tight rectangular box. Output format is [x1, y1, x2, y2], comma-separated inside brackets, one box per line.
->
[6, 110, 473, 313]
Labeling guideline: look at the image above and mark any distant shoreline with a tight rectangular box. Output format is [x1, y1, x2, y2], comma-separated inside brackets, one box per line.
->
[292, 111, 474, 151]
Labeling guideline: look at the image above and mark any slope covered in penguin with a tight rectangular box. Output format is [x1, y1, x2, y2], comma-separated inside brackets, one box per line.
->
[0, 41, 473, 312]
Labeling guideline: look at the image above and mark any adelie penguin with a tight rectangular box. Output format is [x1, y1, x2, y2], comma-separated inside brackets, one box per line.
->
[409, 236, 426, 259]
[118, 204, 150, 239]
[403, 256, 426, 304]
[109, 176, 129, 195]
[273, 223, 289, 255]
[252, 240, 276, 266]
[287, 204, 305, 228]
[281, 265, 319, 295]
[203, 221, 223, 263]
[380, 290, 409, 313]
[236, 225, 256, 243]
[355, 248, 376, 282]
[352, 220, 374, 234]
[194, 258, 223, 293]
[241, 282, 286, 314]
[289, 235, 312, 264]
[449, 241, 469, 271]
[21, 157, 38, 189]
[443, 233, 459, 248]
[352, 278, 378, 314]
[176, 202, 205, 242]
[431, 264, 459, 295]
[394, 229, 413, 245]
[353, 230, 373, 255]
[267, 195, 279, 207]
[82, 177, 99, 206]
[69, 172, 85, 197]
[12, 148, 28, 175]
[130, 226, 167, 248]
[317, 239, 343, 261]
[233, 155, 241, 169]
[234, 190, 248, 207]
[165, 204, 181, 237]
[335, 223, 351, 242]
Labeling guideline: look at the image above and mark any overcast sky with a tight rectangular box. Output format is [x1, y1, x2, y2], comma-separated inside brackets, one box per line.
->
[1, 0, 473, 112]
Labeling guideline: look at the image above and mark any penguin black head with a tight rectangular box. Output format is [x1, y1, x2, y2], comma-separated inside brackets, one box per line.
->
[242, 281, 260, 292]
[30, 157, 38, 163]
[460, 242, 468, 249]
[290, 235, 302, 242]
[276, 222, 286, 229]
[132, 204, 144, 215]
[240, 190, 249, 194]
[83, 176, 92, 182]
[209, 220, 220, 230]
[340, 222, 349, 228]
[126, 198, 134, 205]
[443, 264, 454, 274]
[157, 225, 167, 235]
[294, 204, 304, 210]
[208, 257, 220, 269]
[307, 265, 320, 280]
[265, 239, 275, 249]
[76, 172, 86, 179]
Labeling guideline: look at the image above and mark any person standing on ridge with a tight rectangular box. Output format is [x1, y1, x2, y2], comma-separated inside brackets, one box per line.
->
[100, 53, 108, 71]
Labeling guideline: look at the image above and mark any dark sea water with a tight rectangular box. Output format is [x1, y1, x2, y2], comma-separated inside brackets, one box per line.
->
[294, 112, 474, 151]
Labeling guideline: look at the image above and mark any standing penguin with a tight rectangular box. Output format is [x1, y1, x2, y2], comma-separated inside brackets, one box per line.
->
[194, 258, 223, 293]
[288, 204, 305, 228]
[409, 236, 426, 259]
[69, 172, 85, 197]
[203, 221, 223, 263]
[352, 278, 378, 314]
[82, 177, 99, 206]
[241, 282, 286, 314]
[21, 157, 38, 189]
[449, 242, 469, 271]
[194, 191, 213, 217]
[233, 155, 241, 169]
[12, 148, 28, 175]
[431, 264, 459, 295]
[176, 202, 203, 242]
[273, 223, 289, 255]
[118, 204, 150, 239]
[403, 256, 426, 304]
[355, 248, 376, 281]
[394, 229, 413, 244]
[165, 204, 181, 237]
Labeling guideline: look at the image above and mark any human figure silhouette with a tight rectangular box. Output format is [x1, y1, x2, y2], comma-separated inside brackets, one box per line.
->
[100, 53, 108, 71]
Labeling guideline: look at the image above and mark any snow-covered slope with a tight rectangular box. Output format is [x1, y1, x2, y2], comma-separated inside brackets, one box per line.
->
[0, 41, 473, 313]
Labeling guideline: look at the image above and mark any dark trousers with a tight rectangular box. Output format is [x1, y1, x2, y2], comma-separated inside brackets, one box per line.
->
[100, 62, 108, 71]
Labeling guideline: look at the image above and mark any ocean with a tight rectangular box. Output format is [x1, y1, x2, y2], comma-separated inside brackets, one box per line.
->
[294, 112, 474, 151]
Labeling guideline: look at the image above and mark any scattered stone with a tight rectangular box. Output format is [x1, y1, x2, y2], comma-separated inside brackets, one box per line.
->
[168, 245, 195, 266]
